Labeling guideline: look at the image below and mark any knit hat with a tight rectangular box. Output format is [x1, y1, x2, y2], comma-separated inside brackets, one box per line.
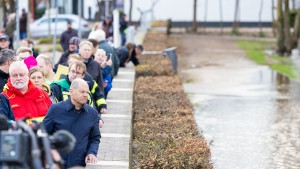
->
[69, 37, 80, 47]
[24, 56, 38, 70]
[0, 34, 9, 41]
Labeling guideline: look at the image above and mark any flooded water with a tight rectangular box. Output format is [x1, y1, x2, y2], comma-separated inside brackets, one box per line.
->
[183, 66, 300, 169]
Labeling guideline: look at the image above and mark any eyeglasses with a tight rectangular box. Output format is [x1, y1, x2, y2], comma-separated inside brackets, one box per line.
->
[82, 48, 91, 52]
[10, 73, 27, 78]
[69, 69, 83, 76]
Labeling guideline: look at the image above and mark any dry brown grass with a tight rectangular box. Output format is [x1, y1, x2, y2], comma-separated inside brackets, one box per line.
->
[132, 32, 212, 169]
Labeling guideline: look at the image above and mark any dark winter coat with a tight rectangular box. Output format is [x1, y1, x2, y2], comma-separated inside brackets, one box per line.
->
[20, 12, 27, 32]
[99, 40, 120, 78]
[60, 29, 78, 51]
[84, 57, 104, 93]
[54, 49, 78, 72]
[0, 93, 15, 121]
[116, 46, 140, 67]
[0, 69, 9, 93]
[43, 98, 100, 168]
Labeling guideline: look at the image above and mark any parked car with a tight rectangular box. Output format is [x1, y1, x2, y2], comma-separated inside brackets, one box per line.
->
[29, 14, 90, 38]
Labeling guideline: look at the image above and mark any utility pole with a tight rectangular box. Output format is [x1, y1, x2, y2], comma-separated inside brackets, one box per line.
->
[52, 0, 58, 65]
[16, 0, 20, 49]
[105, 0, 109, 17]
[78, 0, 82, 39]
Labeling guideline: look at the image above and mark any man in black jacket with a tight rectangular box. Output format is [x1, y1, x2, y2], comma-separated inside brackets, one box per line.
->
[55, 36, 80, 71]
[79, 41, 105, 94]
[20, 9, 27, 39]
[60, 21, 78, 51]
[44, 78, 100, 168]
[0, 49, 16, 92]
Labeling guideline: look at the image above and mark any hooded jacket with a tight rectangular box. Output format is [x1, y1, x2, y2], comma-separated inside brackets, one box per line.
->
[2, 79, 52, 123]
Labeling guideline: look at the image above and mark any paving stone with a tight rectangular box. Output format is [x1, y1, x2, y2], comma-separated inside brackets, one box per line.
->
[86, 68, 135, 169]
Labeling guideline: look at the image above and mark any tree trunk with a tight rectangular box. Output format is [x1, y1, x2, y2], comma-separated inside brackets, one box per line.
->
[0, 0, 3, 29]
[9, 0, 15, 13]
[232, 0, 240, 34]
[203, 0, 208, 32]
[271, 0, 276, 36]
[258, 0, 264, 33]
[129, 0, 133, 24]
[276, 0, 285, 55]
[192, 0, 197, 33]
[284, 0, 292, 55]
[292, 8, 300, 48]
[219, 0, 223, 34]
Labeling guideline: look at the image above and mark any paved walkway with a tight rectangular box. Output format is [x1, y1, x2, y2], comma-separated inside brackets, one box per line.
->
[86, 67, 135, 169]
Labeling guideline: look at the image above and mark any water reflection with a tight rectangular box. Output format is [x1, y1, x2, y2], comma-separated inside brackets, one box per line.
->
[192, 71, 300, 169]
[268, 74, 300, 169]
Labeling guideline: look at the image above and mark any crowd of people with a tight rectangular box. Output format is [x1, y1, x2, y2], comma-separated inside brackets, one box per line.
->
[0, 12, 144, 169]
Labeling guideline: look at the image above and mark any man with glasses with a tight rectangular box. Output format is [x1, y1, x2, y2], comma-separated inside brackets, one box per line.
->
[0, 49, 16, 92]
[51, 61, 107, 127]
[2, 61, 52, 124]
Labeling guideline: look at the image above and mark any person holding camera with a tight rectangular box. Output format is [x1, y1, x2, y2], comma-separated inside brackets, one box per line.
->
[43, 78, 100, 168]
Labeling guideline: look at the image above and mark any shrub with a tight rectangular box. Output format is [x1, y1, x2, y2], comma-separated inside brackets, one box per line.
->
[132, 32, 212, 169]
[38, 38, 60, 44]
[46, 45, 63, 52]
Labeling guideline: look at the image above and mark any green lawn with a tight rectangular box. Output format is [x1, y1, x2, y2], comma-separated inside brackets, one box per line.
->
[237, 40, 300, 82]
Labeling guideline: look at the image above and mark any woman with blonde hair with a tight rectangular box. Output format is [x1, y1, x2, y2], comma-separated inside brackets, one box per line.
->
[29, 66, 52, 97]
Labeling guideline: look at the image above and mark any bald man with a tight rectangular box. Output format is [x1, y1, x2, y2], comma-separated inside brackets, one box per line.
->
[43, 78, 100, 168]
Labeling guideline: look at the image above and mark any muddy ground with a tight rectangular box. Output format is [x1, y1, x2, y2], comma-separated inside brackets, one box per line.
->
[173, 34, 259, 84]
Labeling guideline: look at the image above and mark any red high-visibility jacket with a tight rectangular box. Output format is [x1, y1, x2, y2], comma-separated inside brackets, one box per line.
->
[2, 79, 52, 122]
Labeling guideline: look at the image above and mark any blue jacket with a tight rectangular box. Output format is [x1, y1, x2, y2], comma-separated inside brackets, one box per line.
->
[103, 74, 112, 99]
[43, 98, 100, 168]
[0, 93, 15, 121]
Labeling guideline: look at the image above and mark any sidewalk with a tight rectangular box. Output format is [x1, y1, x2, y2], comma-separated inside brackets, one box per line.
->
[86, 67, 135, 169]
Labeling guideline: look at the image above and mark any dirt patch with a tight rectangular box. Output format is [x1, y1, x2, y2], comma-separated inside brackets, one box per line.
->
[172, 34, 258, 84]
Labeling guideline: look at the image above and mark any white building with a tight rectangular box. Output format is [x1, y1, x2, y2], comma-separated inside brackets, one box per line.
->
[13, 0, 300, 23]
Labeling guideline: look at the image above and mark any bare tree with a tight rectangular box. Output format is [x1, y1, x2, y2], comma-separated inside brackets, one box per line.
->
[276, 0, 285, 55]
[94, 1, 103, 21]
[0, 0, 3, 28]
[284, 0, 292, 55]
[129, 0, 133, 24]
[258, 0, 264, 33]
[136, 0, 159, 29]
[232, 0, 240, 34]
[271, 0, 276, 36]
[192, 0, 197, 32]
[292, 3, 300, 48]
[203, 0, 208, 32]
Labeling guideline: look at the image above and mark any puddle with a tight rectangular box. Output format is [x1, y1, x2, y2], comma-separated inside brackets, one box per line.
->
[184, 66, 300, 169]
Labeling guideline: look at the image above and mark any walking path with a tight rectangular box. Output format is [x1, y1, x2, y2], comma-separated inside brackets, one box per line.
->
[86, 67, 135, 169]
